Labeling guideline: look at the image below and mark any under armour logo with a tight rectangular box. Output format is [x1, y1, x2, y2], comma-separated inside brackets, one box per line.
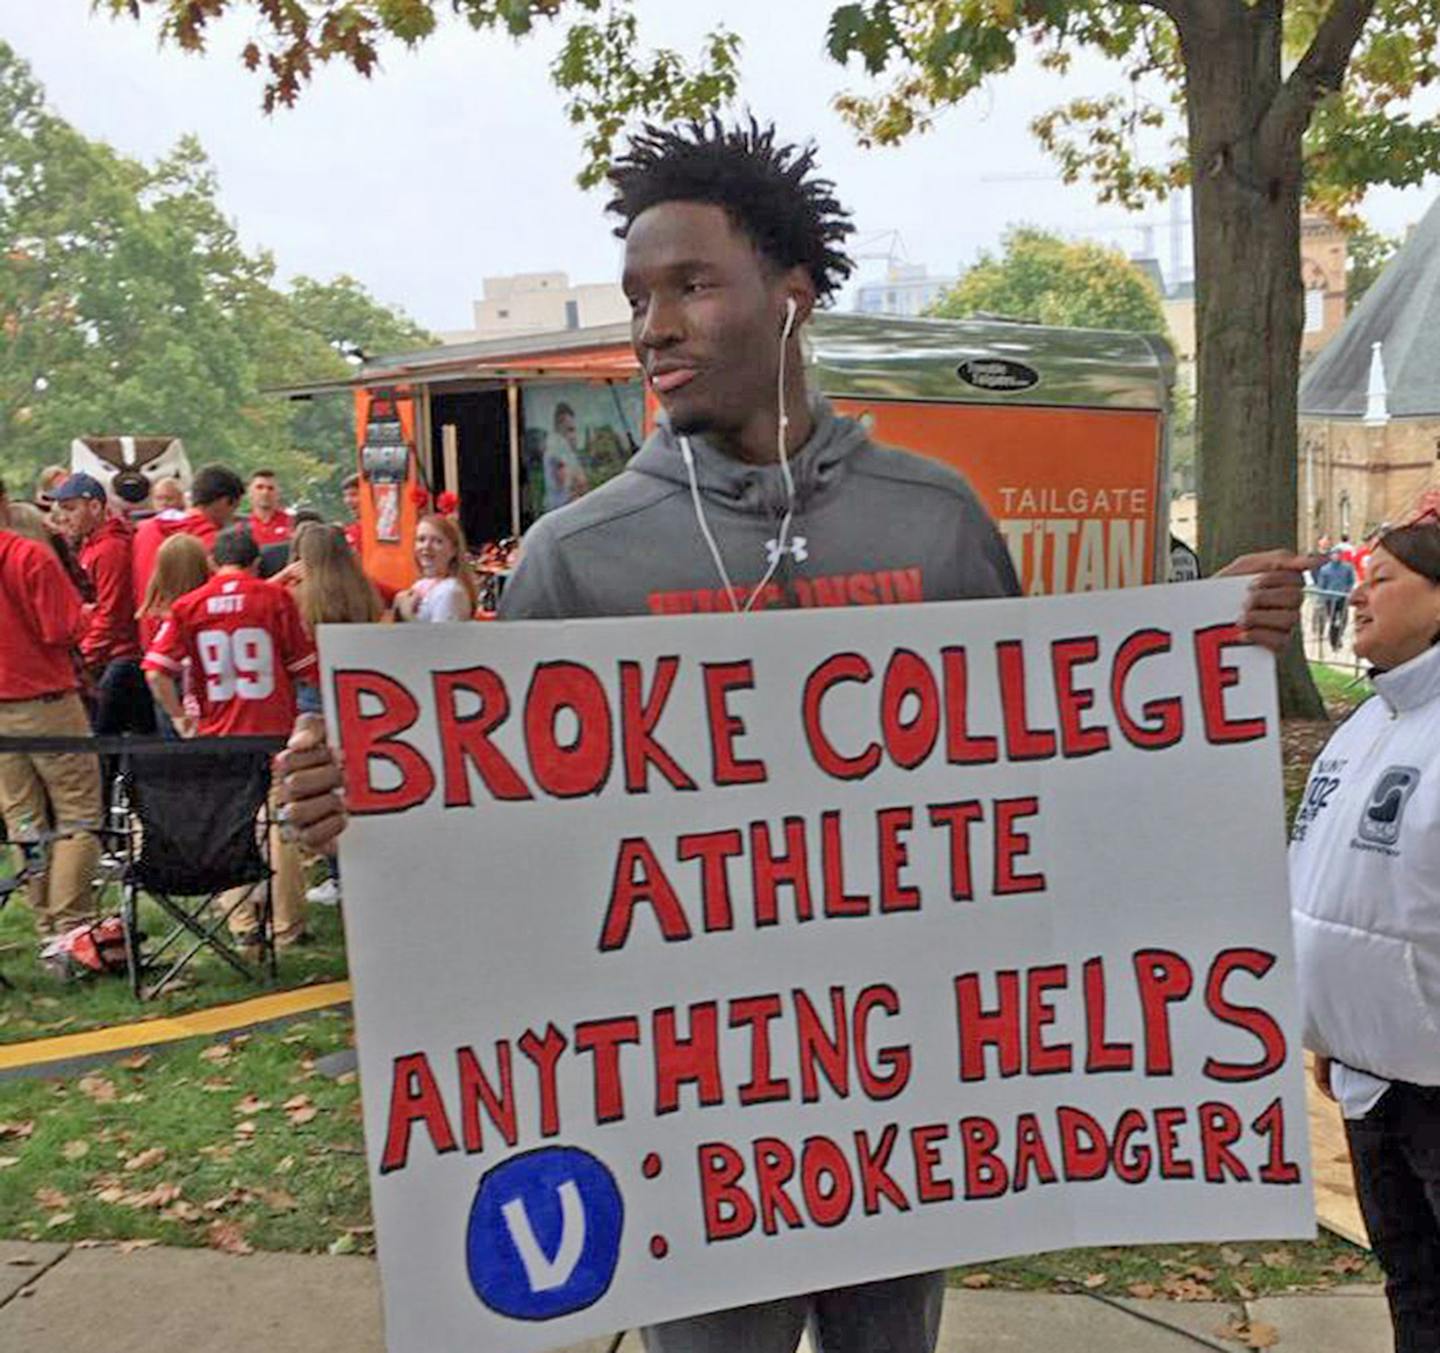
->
[765, 535, 809, 566]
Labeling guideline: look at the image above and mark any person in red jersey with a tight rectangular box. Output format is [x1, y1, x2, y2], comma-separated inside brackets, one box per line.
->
[0, 477, 102, 948]
[50, 473, 155, 738]
[143, 527, 316, 948]
[132, 464, 244, 600]
[242, 469, 293, 548]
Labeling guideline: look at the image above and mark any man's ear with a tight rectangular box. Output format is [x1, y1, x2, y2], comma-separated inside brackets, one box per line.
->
[779, 268, 816, 331]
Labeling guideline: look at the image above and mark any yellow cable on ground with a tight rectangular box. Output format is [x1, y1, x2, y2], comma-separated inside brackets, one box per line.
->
[0, 980, 352, 1071]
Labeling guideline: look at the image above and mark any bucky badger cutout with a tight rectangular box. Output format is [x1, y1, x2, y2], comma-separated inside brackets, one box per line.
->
[69, 436, 191, 513]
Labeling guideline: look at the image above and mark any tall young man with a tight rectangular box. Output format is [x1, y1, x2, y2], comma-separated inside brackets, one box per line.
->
[144, 527, 317, 949]
[50, 472, 155, 738]
[279, 121, 1311, 1352]
[0, 479, 102, 948]
[243, 469, 293, 547]
[132, 463, 244, 599]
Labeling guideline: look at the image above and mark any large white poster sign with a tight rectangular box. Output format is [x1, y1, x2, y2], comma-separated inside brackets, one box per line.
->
[320, 579, 1314, 1353]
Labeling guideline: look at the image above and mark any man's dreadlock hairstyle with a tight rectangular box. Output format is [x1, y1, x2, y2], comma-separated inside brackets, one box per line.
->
[606, 117, 855, 301]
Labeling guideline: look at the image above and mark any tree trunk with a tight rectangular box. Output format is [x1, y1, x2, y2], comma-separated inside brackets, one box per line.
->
[1182, 3, 1326, 720]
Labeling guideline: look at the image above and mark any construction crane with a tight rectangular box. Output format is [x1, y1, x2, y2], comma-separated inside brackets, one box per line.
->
[849, 229, 910, 270]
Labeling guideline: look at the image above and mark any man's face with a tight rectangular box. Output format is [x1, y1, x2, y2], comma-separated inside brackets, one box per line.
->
[622, 201, 790, 442]
[250, 476, 279, 513]
[343, 483, 361, 518]
[555, 411, 578, 448]
[152, 479, 185, 512]
[53, 497, 104, 541]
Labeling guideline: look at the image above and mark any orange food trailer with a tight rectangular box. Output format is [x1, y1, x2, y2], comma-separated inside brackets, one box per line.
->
[281, 313, 1174, 601]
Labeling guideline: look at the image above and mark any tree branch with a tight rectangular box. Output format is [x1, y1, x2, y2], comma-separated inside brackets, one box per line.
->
[1293, 0, 1378, 94]
[1263, 0, 1376, 148]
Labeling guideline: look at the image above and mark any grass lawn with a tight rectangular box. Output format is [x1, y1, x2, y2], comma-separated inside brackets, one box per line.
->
[0, 869, 349, 1045]
[950, 1232, 1380, 1299]
[0, 1013, 370, 1256]
[0, 669, 1385, 1290]
[1309, 662, 1369, 715]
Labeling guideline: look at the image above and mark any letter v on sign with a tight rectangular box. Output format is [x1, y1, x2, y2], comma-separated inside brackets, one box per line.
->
[502, 1181, 586, 1292]
[467, 1146, 625, 1321]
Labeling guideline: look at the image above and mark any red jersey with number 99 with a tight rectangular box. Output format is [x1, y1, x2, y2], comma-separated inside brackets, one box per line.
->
[143, 571, 317, 737]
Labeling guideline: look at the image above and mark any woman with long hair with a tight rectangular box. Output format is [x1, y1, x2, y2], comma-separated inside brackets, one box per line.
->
[289, 524, 383, 909]
[1291, 515, 1440, 1352]
[137, 533, 211, 648]
[293, 524, 383, 630]
[395, 514, 477, 623]
[136, 534, 211, 735]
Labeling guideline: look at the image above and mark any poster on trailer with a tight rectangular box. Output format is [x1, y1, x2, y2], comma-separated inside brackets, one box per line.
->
[521, 379, 644, 523]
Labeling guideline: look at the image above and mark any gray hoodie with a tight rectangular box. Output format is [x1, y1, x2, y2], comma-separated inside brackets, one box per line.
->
[499, 398, 1019, 621]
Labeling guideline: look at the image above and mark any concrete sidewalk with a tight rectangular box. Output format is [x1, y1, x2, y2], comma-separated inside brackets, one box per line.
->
[0, 1240, 1392, 1352]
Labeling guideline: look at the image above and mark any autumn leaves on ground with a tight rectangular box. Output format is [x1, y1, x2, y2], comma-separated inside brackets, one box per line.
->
[0, 665, 1380, 1298]
[0, 1012, 371, 1257]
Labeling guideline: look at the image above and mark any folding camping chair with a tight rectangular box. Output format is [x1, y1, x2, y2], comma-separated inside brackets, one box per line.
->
[119, 741, 278, 1000]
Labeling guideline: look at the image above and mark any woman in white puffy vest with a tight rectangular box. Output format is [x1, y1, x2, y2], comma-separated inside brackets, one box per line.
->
[1290, 516, 1440, 1353]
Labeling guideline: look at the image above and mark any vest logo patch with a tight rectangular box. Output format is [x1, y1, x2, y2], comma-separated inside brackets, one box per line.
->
[1357, 766, 1421, 848]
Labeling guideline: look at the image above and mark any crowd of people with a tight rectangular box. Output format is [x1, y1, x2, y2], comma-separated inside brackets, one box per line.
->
[1307, 530, 1369, 654]
[0, 460, 486, 966]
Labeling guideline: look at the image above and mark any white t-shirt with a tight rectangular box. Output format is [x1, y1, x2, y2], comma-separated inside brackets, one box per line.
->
[412, 576, 473, 623]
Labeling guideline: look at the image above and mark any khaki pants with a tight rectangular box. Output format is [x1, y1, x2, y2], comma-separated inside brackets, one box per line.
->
[0, 693, 102, 938]
[222, 784, 305, 946]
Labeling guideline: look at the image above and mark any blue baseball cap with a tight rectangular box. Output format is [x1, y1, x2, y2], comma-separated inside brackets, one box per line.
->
[51, 472, 107, 504]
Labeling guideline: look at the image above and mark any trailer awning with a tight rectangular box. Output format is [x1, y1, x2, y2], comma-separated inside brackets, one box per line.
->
[270, 313, 1175, 410]
[267, 327, 639, 399]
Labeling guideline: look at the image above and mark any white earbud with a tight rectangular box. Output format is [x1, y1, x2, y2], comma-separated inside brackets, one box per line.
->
[782, 295, 798, 339]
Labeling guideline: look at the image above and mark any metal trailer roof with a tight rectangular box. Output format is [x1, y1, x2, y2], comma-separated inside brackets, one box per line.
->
[809, 313, 1173, 411]
[271, 312, 1174, 411]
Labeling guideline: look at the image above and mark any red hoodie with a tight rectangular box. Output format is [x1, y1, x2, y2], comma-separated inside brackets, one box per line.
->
[0, 532, 89, 699]
[132, 509, 220, 600]
[77, 515, 140, 670]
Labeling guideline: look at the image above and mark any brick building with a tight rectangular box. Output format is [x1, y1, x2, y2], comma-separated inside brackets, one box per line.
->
[1298, 198, 1440, 547]
[1300, 214, 1349, 361]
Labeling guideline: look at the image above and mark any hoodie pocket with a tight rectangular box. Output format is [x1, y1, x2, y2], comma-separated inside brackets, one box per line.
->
[1294, 912, 1440, 1084]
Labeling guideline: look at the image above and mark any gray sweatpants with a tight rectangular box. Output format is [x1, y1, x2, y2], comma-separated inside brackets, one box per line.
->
[642, 1272, 945, 1353]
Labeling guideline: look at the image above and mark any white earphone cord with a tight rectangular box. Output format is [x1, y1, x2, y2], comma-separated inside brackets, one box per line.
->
[679, 297, 798, 614]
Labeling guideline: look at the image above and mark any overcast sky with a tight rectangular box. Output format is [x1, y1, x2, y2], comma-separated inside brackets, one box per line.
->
[5, 1, 1436, 332]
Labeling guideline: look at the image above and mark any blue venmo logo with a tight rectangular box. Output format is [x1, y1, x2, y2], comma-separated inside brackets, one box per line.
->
[466, 1146, 624, 1321]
